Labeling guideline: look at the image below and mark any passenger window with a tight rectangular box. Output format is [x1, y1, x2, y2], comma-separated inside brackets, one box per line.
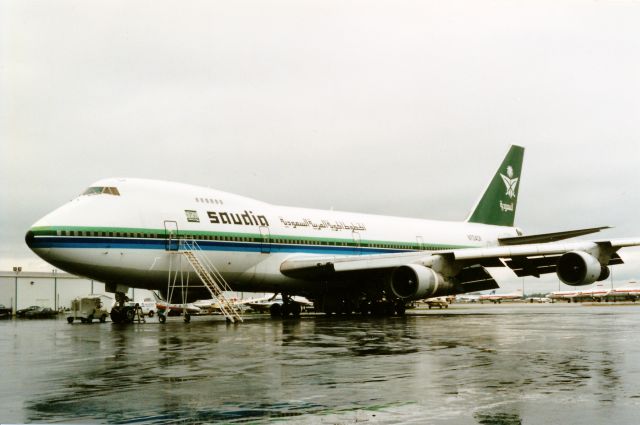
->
[82, 187, 102, 196]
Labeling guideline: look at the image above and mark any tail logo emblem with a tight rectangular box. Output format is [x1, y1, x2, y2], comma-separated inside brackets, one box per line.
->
[500, 166, 519, 199]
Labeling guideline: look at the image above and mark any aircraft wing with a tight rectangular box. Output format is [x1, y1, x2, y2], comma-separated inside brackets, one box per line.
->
[280, 249, 502, 292]
[280, 238, 640, 292]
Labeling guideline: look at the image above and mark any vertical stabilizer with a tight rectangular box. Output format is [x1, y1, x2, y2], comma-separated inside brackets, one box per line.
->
[466, 145, 525, 227]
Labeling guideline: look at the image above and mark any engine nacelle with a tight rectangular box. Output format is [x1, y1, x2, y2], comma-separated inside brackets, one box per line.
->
[556, 251, 607, 286]
[389, 264, 454, 300]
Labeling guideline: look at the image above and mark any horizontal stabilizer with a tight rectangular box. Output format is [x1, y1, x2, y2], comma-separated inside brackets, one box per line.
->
[498, 226, 610, 246]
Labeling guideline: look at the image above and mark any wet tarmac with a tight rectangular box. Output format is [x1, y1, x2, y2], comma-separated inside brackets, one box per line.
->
[2, 303, 640, 424]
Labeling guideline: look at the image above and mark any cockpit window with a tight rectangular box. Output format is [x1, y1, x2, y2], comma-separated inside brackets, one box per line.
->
[103, 187, 120, 195]
[82, 186, 120, 196]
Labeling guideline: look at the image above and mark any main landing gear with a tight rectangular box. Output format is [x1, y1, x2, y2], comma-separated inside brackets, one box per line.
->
[109, 292, 137, 324]
[318, 296, 407, 317]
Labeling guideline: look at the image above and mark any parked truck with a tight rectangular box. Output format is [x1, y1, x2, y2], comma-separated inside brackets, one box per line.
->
[68, 295, 112, 323]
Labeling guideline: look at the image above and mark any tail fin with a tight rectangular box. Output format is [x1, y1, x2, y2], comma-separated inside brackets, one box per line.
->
[466, 145, 525, 227]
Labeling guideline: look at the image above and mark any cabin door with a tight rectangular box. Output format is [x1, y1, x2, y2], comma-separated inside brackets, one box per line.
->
[259, 226, 270, 254]
[164, 220, 179, 251]
[352, 231, 361, 255]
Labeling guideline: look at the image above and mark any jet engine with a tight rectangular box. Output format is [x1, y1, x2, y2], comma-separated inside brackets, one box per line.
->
[556, 251, 609, 286]
[389, 264, 454, 300]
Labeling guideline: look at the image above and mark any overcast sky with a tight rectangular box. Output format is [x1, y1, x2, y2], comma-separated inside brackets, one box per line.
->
[2, 0, 639, 292]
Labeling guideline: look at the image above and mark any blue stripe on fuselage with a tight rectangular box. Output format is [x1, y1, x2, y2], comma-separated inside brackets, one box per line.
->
[29, 236, 409, 255]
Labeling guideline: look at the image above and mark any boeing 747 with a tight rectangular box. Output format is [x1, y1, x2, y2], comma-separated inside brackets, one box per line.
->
[25, 145, 640, 321]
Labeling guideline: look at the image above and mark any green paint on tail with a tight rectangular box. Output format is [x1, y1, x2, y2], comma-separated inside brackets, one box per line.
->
[467, 145, 525, 227]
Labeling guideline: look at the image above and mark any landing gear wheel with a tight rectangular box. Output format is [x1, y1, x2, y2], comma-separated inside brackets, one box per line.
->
[124, 308, 135, 323]
[99, 315, 107, 323]
[290, 303, 301, 318]
[86, 315, 94, 323]
[110, 291, 131, 324]
[110, 308, 122, 324]
[270, 303, 282, 318]
[148, 310, 154, 318]
[159, 314, 166, 324]
[395, 304, 406, 316]
[184, 313, 191, 323]
[67, 317, 74, 324]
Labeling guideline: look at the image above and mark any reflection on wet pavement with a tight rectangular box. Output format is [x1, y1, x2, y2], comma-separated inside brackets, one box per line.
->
[2, 304, 640, 424]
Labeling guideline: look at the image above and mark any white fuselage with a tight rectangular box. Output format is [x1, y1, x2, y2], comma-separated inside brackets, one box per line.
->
[27, 178, 519, 297]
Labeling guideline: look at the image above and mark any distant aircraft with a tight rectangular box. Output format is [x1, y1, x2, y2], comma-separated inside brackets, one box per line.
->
[455, 294, 480, 303]
[549, 283, 640, 303]
[245, 294, 313, 316]
[25, 145, 640, 322]
[525, 297, 551, 303]
[479, 289, 524, 303]
[155, 300, 202, 322]
[608, 283, 640, 301]
[548, 284, 610, 302]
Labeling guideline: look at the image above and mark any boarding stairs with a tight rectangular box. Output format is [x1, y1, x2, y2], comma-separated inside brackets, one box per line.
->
[179, 240, 243, 323]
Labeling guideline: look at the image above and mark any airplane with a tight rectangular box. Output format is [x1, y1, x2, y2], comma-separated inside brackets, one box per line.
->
[155, 300, 202, 320]
[244, 294, 313, 316]
[25, 145, 640, 323]
[525, 297, 551, 303]
[605, 281, 640, 302]
[479, 289, 524, 303]
[547, 284, 610, 302]
[146, 290, 202, 322]
[191, 293, 313, 316]
[455, 293, 481, 303]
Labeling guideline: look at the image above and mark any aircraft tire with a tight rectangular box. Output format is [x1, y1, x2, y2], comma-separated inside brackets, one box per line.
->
[281, 305, 291, 318]
[270, 303, 281, 318]
[110, 308, 122, 324]
[67, 317, 74, 324]
[290, 303, 301, 318]
[184, 313, 191, 323]
[100, 315, 106, 323]
[159, 314, 166, 324]
[395, 304, 406, 316]
[124, 307, 135, 323]
[148, 310, 154, 318]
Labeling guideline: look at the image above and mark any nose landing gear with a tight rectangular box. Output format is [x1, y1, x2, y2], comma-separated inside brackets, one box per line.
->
[109, 291, 139, 324]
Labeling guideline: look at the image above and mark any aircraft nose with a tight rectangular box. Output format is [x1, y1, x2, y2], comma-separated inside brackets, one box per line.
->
[25, 229, 35, 249]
